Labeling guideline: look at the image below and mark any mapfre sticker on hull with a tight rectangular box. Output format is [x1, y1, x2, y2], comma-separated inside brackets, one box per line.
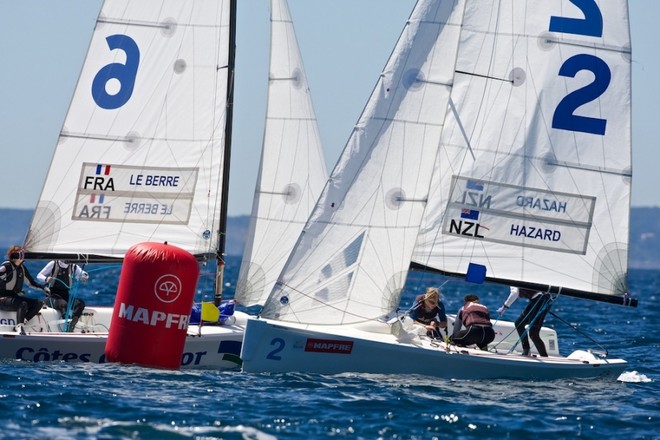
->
[73, 162, 198, 224]
[305, 338, 354, 354]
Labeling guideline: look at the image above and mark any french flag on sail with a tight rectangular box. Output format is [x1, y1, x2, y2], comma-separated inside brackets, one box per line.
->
[89, 194, 105, 204]
[461, 209, 480, 220]
[466, 179, 484, 191]
[96, 164, 111, 175]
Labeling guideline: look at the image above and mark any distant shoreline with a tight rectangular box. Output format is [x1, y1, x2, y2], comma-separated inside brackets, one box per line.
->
[2, 207, 660, 268]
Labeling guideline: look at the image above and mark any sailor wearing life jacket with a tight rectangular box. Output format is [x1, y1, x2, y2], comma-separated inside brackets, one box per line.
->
[450, 294, 495, 350]
[0, 245, 46, 333]
[37, 260, 88, 332]
[409, 287, 447, 339]
[497, 286, 552, 357]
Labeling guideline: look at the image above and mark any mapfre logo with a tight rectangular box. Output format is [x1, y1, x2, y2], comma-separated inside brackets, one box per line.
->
[305, 338, 354, 354]
[154, 274, 182, 303]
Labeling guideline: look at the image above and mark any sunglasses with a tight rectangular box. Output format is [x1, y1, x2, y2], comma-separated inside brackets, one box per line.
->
[10, 249, 25, 260]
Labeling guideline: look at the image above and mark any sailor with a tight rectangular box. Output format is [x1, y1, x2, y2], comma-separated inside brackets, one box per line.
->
[37, 259, 88, 332]
[450, 294, 495, 350]
[409, 287, 447, 339]
[0, 245, 46, 334]
[498, 286, 552, 356]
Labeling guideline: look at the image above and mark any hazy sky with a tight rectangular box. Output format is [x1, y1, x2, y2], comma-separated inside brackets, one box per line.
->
[1, 0, 658, 216]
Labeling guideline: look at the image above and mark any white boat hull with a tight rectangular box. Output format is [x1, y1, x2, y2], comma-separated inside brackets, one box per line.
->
[240, 318, 627, 380]
[0, 307, 247, 369]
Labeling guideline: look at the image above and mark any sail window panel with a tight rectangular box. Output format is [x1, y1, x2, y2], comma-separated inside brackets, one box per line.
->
[322, 232, 364, 280]
[316, 275, 350, 303]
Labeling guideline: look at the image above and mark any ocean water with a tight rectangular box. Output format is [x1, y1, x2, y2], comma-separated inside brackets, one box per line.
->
[1, 258, 657, 439]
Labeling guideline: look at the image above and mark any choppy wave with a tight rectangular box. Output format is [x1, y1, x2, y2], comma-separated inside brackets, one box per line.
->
[2, 260, 657, 439]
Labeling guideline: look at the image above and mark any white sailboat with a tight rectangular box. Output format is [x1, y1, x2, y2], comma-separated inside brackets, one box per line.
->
[0, 0, 246, 368]
[0, 0, 327, 368]
[235, 0, 328, 308]
[240, 0, 635, 380]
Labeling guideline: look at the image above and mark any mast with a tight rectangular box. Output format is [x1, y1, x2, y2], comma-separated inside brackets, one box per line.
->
[215, 0, 237, 306]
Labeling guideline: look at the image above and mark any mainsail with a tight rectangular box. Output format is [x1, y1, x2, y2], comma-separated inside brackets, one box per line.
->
[24, 0, 234, 261]
[411, 1, 635, 306]
[235, 0, 328, 307]
[261, 0, 466, 324]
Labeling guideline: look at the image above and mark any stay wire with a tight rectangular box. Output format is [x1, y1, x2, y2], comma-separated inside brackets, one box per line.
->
[47, 263, 85, 331]
[548, 310, 609, 356]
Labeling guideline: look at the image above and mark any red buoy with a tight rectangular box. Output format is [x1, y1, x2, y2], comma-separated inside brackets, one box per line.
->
[105, 242, 199, 369]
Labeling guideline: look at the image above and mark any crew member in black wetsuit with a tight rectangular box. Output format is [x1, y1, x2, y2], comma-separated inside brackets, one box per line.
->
[498, 287, 552, 356]
[0, 245, 45, 333]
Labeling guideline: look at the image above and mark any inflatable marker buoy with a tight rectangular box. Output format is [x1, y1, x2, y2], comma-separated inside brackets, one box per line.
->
[105, 242, 199, 369]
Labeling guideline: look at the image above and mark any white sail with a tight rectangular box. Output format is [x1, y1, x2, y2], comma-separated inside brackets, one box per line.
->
[25, 0, 233, 258]
[261, 0, 466, 324]
[235, 0, 328, 307]
[412, 1, 632, 298]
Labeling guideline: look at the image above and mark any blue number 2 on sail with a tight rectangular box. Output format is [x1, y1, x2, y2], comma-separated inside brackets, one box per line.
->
[549, 0, 609, 136]
[92, 34, 140, 110]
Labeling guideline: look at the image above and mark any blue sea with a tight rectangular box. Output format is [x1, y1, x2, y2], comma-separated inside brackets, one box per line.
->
[2, 257, 657, 439]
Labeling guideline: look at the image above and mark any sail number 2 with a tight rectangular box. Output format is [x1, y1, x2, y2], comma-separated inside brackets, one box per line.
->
[266, 338, 285, 360]
[549, 0, 610, 136]
[92, 34, 140, 110]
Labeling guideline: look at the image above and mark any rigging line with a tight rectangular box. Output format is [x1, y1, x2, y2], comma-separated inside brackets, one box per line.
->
[448, 98, 475, 161]
[548, 311, 608, 356]
[500, 292, 556, 354]
[64, 262, 85, 332]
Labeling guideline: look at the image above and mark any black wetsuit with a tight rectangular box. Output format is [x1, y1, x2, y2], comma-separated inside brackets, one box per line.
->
[0, 261, 44, 325]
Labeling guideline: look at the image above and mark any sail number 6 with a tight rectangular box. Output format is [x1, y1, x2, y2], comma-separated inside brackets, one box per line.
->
[549, 0, 609, 136]
[92, 34, 141, 110]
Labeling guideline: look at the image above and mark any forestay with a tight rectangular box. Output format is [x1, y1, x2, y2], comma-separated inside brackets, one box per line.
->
[261, 1, 466, 324]
[412, 1, 632, 299]
[235, 0, 328, 307]
[25, 0, 233, 259]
